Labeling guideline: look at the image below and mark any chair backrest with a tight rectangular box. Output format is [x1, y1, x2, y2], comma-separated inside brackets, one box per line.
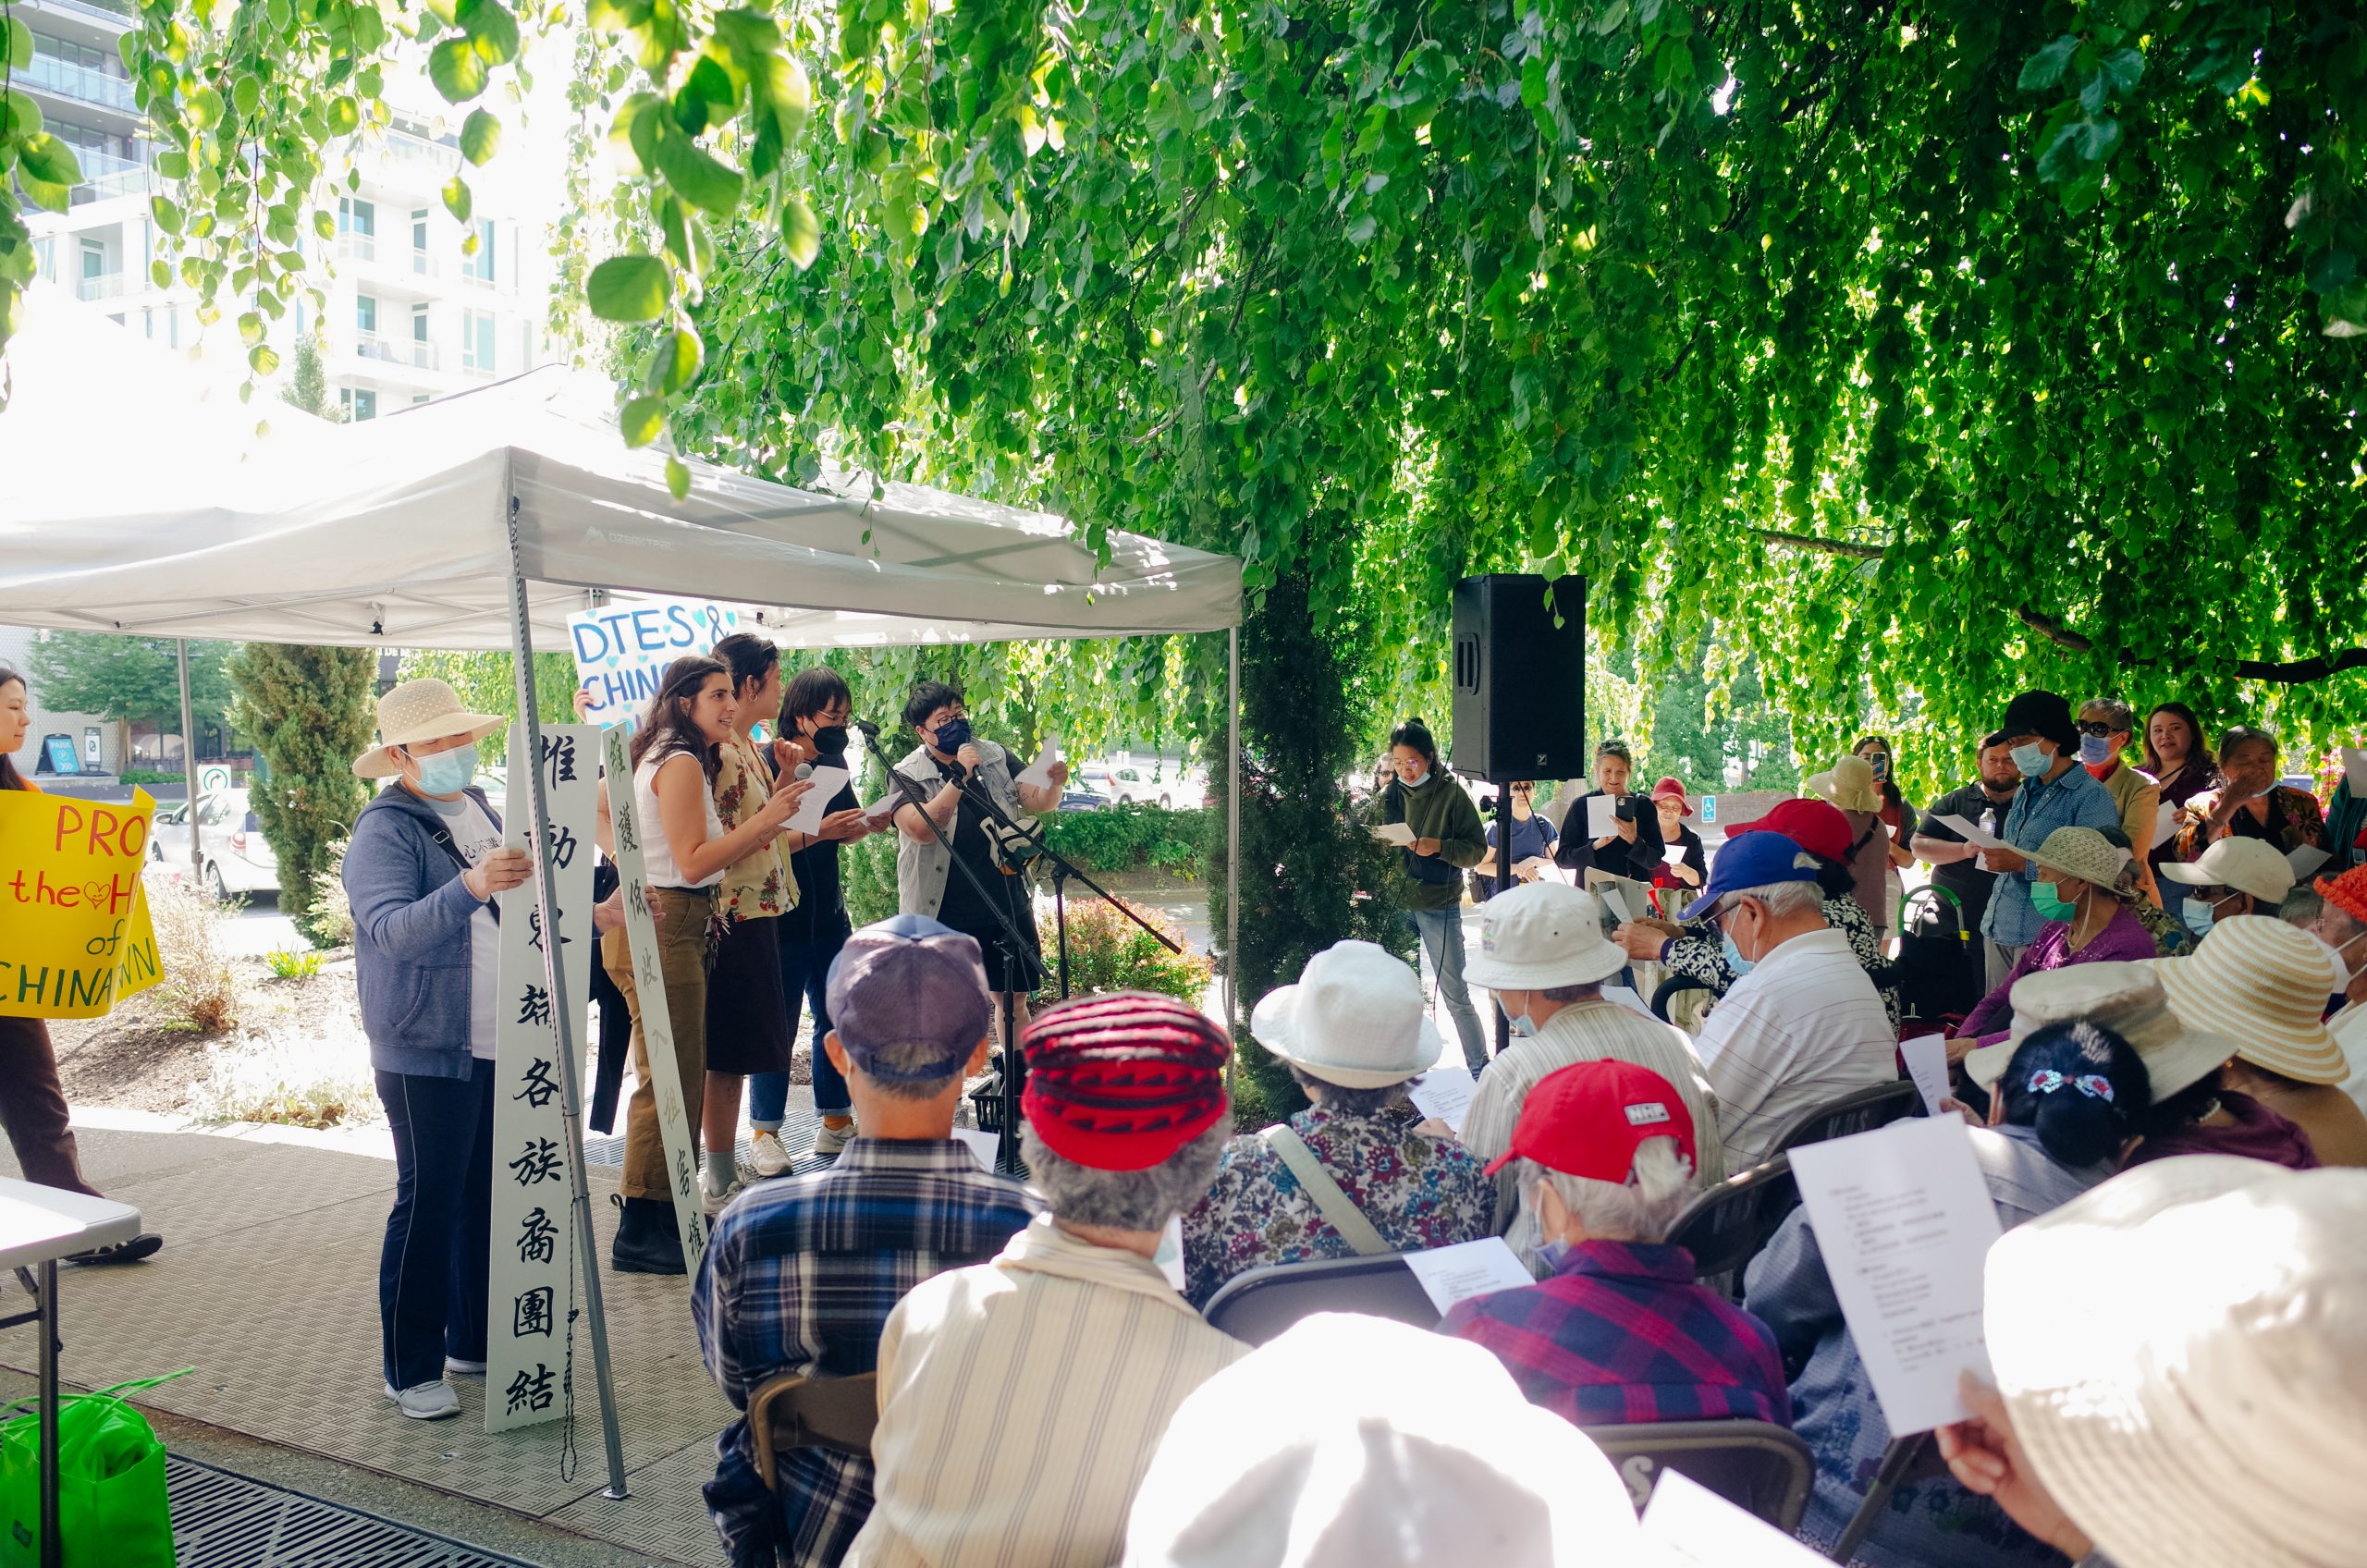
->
[1202, 1253, 1444, 1345]
[1768, 1078, 1921, 1156]
[1581, 1420, 1816, 1533]
[1664, 1155, 1798, 1285]
[748, 1370, 878, 1487]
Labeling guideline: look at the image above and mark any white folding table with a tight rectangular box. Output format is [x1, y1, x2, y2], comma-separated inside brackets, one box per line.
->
[0, 1179, 142, 1568]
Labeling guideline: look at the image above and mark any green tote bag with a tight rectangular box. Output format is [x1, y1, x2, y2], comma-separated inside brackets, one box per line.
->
[0, 1370, 187, 1568]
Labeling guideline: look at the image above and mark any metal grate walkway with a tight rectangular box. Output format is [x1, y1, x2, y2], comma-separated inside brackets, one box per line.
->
[167, 1453, 542, 1567]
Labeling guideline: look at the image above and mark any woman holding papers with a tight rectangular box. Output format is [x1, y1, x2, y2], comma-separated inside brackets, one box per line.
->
[604, 654, 808, 1273]
[1552, 738, 1664, 883]
[1379, 717, 1491, 1075]
[1647, 777, 1707, 891]
[1743, 1018, 2150, 1566]
[1477, 780, 1557, 899]
[1948, 827, 2161, 1057]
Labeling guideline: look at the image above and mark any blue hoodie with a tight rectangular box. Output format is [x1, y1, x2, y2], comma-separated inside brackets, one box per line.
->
[341, 782, 500, 1079]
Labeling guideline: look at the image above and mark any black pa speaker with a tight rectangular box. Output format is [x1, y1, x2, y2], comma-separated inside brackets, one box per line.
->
[1449, 574, 1587, 783]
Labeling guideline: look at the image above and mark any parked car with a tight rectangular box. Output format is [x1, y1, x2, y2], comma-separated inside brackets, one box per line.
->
[1059, 787, 1110, 812]
[1077, 757, 1206, 810]
[163, 788, 280, 900]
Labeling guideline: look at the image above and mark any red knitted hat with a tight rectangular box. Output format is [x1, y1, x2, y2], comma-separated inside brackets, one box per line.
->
[1732, 796, 1852, 864]
[2319, 864, 2367, 929]
[1021, 992, 1233, 1171]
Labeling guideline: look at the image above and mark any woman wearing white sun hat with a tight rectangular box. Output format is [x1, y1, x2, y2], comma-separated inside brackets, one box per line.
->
[1939, 1157, 2367, 1568]
[2155, 833, 2295, 939]
[1182, 940, 1491, 1307]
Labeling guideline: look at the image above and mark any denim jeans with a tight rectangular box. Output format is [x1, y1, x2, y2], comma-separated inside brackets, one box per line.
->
[374, 1057, 492, 1390]
[1409, 905, 1490, 1076]
[751, 906, 855, 1125]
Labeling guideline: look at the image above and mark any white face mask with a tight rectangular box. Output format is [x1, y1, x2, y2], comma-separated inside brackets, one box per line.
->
[2311, 929, 2364, 993]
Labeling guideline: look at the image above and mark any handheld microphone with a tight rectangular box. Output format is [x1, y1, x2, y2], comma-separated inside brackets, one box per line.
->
[793, 761, 815, 781]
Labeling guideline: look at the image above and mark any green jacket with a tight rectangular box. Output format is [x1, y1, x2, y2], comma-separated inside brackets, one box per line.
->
[1389, 775, 1486, 911]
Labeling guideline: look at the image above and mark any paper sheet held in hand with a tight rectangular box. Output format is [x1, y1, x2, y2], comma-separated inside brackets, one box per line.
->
[861, 791, 903, 824]
[1784, 1116, 2003, 1434]
[1600, 985, 1656, 1020]
[1587, 795, 1622, 839]
[952, 1127, 1000, 1169]
[2288, 843, 2333, 880]
[1402, 1237, 1535, 1314]
[1639, 1471, 1831, 1565]
[1015, 736, 1061, 790]
[1406, 1069, 1475, 1133]
[784, 766, 850, 836]
[1900, 1036, 1952, 1118]
[1661, 843, 1689, 867]
[2151, 800, 2183, 850]
[1931, 812, 2008, 851]
[1369, 822, 1417, 848]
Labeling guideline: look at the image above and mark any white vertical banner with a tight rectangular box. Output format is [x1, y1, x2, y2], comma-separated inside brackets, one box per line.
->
[599, 724, 710, 1278]
[484, 722, 598, 1433]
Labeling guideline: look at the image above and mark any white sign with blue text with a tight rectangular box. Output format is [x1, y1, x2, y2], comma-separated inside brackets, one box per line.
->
[568, 598, 749, 727]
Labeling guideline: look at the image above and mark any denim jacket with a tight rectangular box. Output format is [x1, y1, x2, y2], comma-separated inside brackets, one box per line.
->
[342, 783, 499, 1079]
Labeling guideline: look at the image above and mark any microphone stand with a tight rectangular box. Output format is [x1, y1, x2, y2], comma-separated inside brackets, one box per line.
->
[956, 772, 1183, 1009]
[889, 766, 1041, 1173]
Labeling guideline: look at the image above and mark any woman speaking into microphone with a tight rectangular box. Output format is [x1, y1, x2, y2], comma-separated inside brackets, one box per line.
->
[891, 681, 1067, 1054]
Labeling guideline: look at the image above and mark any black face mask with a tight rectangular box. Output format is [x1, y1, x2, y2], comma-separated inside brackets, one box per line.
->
[810, 725, 849, 755]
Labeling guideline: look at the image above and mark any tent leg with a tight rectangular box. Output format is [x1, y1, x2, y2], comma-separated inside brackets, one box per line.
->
[505, 500, 630, 1501]
[1226, 626, 1241, 1060]
[176, 639, 200, 875]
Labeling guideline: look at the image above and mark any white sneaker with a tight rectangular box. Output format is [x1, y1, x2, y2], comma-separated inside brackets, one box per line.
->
[701, 1170, 742, 1217]
[749, 1130, 793, 1178]
[444, 1356, 486, 1377]
[385, 1380, 461, 1420]
[811, 1120, 856, 1158]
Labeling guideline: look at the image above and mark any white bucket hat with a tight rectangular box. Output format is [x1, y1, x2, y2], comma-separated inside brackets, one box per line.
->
[1804, 753, 1883, 815]
[2155, 914, 2348, 1084]
[1983, 1158, 2367, 1568]
[352, 678, 508, 779]
[2157, 835, 2296, 906]
[1462, 882, 1626, 991]
[1964, 960, 2235, 1096]
[1251, 940, 1441, 1089]
[1122, 1312, 1643, 1567]
[2023, 826, 2134, 899]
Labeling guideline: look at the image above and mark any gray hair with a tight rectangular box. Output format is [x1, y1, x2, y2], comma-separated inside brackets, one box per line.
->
[1519, 1138, 1695, 1244]
[835, 1032, 981, 1102]
[2280, 887, 2327, 927]
[1730, 880, 1825, 921]
[2079, 698, 2136, 733]
[1286, 1065, 1412, 1118]
[1021, 1122, 1232, 1231]
[1539, 980, 1603, 1005]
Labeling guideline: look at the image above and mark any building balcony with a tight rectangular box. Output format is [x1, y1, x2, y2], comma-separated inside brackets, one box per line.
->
[75, 270, 133, 300]
[19, 53, 140, 114]
[352, 334, 438, 371]
[337, 231, 378, 264]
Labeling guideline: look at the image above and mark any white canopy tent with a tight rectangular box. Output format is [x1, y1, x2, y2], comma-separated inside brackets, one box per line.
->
[0, 296, 1246, 1496]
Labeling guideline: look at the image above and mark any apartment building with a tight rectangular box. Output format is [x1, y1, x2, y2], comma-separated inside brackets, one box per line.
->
[13, 0, 556, 415]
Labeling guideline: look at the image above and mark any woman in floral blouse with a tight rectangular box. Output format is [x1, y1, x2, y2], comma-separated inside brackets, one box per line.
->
[700, 633, 801, 1212]
[2171, 724, 2325, 864]
[1183, 941, 1491, 1308]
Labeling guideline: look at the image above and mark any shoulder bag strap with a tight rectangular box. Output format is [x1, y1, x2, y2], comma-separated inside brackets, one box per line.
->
[1261, 1126, 1392, 1256]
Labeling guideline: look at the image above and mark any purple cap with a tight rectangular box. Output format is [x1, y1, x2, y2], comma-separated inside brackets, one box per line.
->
[823, 914, 993, 1082]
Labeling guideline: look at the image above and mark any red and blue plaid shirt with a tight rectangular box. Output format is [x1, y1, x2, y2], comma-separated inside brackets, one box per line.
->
[1442, 1239, 1792, 1428]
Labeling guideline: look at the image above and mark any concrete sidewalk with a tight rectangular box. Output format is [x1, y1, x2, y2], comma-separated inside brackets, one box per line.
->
[0, 1108, 734, 1567]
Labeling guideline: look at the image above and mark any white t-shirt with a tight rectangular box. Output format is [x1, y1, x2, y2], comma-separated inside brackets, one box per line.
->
[430, 792, 503, 1060]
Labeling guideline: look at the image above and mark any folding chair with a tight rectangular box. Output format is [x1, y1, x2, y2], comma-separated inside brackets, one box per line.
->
[748, 1370, 879, 1488]
[1663, 1155, 1799, 1296]
[1827, 1432, 1947, 1562]
[1582, 1420, 1817, 1532]
[1767, 1080, 1921, 1156]
[1202, 1253, 1446, 1345]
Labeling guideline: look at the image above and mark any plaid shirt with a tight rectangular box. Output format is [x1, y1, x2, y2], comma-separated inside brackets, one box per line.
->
[693, 1139, 1040, 1568]
[1441, 1240, 1790, 1428]
[1982, 763, 2122, 947]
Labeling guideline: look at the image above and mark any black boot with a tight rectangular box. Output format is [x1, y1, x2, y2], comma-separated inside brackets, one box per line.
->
[609, 1194, 685, 1275]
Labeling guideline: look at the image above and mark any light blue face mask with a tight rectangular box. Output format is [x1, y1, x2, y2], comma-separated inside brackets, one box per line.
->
[2077, 733, 2116, 766]
[411, 741, 479, 796]
[1722, 934, 1755, 976]
[2181, 896, 2219, 938]
[1534, 1238, 1572, 1272]
[2010, 741, 2052, 778]
[1502, 999, 1539, 1038]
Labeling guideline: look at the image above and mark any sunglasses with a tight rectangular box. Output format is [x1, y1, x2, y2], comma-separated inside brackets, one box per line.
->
[2075, 720, 2118, 737]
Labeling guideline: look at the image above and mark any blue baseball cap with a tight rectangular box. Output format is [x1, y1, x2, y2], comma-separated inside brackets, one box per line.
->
[824, 914, 992, 1081]
[1695, 830, 1826, 916]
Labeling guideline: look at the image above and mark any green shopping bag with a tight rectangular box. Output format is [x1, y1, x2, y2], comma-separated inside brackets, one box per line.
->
[0, 1370, 188, 1568]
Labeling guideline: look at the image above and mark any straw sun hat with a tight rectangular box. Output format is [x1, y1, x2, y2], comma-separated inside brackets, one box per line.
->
[351, 678, 507, 779]
[2155, 914, 2348, 1084]
[1964, 960, 2235, 1096]
[1983, 1158, 2367, 1568]
[1804, 753, 1883, 815]
[2021, 826, 2135, 899]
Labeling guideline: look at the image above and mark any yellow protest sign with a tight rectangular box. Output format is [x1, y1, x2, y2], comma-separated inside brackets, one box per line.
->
[0, 788, 162, 1019]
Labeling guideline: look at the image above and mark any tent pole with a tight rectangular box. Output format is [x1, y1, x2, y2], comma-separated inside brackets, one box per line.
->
[176, 639, 200, 875]
[504, 496, 630, 1500]
[1226, 626, 1241, 1058]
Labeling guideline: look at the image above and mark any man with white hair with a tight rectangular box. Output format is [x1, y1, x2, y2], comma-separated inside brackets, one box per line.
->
[1443, 1060, 1788, 1429]
[1687, 829, 1897, 1170]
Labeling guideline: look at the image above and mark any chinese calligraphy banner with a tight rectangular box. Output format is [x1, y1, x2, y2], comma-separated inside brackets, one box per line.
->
[599, 723, 710, 1279]
[484, 724, 598, 1433]
[0, 788, 161, 1020]
[567, 598, 746, 729]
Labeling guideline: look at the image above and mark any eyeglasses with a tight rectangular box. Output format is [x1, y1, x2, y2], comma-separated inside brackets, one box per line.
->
[1510, 783, 1533, 793]
[2075, 720, 2117, 737]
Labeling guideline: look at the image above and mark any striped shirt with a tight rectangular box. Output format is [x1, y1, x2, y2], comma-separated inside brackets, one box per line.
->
[1694, 927, 1896, 1171]
[845, 1214, 1246, 1568]
[1982, 764, 2122, 947]
[1462, 998, 1725, 1261]
[693, 1140, 1040, 1568]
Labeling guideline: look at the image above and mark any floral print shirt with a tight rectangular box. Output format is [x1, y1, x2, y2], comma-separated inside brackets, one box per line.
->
[2172, 783, 2326, 863]
[713, 729, 796, 923]
[1181, 1106, 1493, 1309]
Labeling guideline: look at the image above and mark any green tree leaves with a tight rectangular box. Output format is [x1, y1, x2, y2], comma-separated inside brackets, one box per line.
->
[587, 254, 670, 321]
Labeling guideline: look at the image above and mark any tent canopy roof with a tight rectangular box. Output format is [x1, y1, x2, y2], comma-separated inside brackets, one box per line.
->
[0, 299, 1240, 651]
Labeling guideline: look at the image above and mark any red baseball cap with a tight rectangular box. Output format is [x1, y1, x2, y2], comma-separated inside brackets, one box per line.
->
[1483, 1060, 1698, 1182]
[1731, 796, 1851, 864]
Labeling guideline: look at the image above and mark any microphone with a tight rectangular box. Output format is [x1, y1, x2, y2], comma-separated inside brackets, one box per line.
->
[851, 717, 881, 741]
[793, 761, 815, 780]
